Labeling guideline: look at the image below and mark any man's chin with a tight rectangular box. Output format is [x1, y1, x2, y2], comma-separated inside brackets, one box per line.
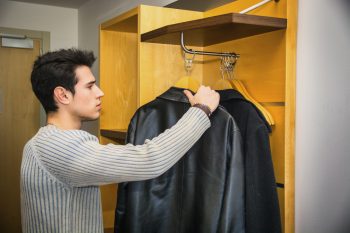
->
[81, 115, 100, 122]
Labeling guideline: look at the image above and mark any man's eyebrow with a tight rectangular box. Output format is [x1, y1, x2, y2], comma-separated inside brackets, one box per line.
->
[85, 80, 96, 85]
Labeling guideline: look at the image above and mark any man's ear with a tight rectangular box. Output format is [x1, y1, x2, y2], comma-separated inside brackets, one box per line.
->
[53, 87, 71, 105]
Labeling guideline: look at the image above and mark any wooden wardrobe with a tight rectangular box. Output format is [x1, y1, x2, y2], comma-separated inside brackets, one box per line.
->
[99, 0, 297, 232]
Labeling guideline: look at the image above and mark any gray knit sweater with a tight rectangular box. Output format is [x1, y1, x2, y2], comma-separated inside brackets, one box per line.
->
[20, 107, 210, 233]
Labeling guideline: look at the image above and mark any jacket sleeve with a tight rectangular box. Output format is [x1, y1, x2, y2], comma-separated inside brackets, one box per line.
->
[217, 119, 245, 233]
[35, 107, 210, 187]
[245, 125, 282, 233]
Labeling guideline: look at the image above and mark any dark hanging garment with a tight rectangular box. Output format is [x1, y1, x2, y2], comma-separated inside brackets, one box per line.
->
[115, 87, 245, 233]
[218, 89, 282, 233]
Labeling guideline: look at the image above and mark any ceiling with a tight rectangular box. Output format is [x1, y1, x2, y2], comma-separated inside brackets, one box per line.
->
[8, 0, 235, 10]
[166, 0, 234, 12]
[8, 0, 91, 9]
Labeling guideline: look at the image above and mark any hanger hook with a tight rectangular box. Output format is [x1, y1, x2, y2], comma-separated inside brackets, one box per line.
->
[220, 55, 238, 80]
[182, 51, 195, 76]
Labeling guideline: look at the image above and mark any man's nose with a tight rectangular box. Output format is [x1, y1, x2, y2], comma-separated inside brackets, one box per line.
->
[96, 87, 104, 98]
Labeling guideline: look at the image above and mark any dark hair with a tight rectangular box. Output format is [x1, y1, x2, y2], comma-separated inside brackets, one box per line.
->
[31, 48, 96, 113]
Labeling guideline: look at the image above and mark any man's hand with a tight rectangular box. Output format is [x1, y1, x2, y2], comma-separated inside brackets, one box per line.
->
[183, 85, 220, 113]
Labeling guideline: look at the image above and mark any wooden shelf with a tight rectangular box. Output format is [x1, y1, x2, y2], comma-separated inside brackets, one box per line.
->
[100, 129, 127, 141]
[141, 13, 287, 46]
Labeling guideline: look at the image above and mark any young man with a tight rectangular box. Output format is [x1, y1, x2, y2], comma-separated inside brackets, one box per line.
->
[21, 48, 219, 233]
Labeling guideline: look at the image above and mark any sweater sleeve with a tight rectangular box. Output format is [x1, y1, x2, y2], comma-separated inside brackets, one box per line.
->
[34, 107, 210, 187]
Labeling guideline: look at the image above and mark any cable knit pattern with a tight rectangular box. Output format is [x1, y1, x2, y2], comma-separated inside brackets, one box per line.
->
[20, 107, 210, 233]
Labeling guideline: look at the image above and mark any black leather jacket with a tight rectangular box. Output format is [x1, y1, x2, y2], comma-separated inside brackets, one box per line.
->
[219, 89, 281, 233]
[115, 87, 245, 233]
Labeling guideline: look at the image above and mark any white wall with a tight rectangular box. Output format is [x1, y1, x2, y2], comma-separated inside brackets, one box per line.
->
[0, 0, 175, 135]
[0, 0, 78, 128]
[0, 0, 78, 50]
[295, 0, 350, 232]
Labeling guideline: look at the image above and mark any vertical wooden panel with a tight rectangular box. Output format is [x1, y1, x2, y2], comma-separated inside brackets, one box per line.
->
[285, 0, 298, 232]
[101, 184, 118, 230]
[99, 30, 138, 130]
[268, 106, 286, 184]
[99, 15, 138, 230]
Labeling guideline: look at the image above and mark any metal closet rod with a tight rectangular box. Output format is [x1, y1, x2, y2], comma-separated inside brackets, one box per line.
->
[180, 32, 240, 58]
[239, 0, 280, 14]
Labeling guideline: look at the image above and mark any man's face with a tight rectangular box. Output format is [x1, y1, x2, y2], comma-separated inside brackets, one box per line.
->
[69, 65, 104, 121]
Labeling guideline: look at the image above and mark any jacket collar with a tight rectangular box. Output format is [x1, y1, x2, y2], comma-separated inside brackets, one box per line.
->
[157, 87, 191, 103]
[158, 87, 271, 132]
[217, 89, 246, 101]
[217, 89, 271, 132]
[157, 87, 246, 103]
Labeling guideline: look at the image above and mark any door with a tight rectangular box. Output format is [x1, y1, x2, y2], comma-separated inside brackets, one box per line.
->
[0, 39, 41, 232]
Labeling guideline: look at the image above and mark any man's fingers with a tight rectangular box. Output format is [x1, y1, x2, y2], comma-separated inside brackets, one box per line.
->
[183, 90, 195, 106]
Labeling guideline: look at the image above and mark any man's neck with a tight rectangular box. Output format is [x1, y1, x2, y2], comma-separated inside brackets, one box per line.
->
[47, 111, 82, 130]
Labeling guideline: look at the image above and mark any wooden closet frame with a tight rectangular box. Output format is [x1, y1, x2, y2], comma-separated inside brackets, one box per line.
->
[99, 1, 297, 232]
